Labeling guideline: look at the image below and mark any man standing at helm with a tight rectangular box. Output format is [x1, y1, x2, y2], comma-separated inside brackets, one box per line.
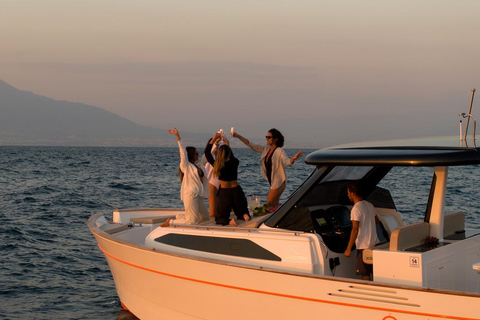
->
[344, 181, 379, 280]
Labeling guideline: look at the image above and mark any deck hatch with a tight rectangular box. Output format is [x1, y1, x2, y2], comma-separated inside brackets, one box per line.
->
[155, 234, 282, 261]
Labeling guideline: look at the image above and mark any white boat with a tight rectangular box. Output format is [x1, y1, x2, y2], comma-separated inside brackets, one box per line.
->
[88, 136, 480, 320]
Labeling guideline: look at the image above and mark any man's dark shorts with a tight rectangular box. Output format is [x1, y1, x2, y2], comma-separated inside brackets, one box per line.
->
[356, 249, 373, 276]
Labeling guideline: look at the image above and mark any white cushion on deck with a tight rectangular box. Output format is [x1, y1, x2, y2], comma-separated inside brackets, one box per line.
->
[100, 223, 128, 234]
[389, 222, 430, 251]
[443, 210, 465, 237]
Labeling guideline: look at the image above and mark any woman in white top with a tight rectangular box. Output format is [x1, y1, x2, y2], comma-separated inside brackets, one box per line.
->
[233, 128, 303, 207]
[163, 128, 209, 226]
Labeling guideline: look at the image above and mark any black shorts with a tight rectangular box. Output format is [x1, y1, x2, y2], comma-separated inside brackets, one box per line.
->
[215, 185, 249, 225]
[356, 249, 373, 276]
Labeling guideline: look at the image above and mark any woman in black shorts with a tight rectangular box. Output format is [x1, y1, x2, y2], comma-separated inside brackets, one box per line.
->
[205, 132, 251, 226]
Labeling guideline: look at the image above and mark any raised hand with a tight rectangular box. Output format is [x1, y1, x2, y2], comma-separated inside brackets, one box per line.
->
[167, 128, 178, 135]
[290, 150, 304, 164]
[168, 128, 181, 141]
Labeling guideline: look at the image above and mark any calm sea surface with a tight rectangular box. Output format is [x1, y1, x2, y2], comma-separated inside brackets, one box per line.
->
[1, 146, 479, 319]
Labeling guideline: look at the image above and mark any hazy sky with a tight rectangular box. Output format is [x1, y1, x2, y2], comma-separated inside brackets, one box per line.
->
[2, 1, 480, 147]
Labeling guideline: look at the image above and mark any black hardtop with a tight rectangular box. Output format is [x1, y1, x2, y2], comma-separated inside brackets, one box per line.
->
[305, 137, 480, 167]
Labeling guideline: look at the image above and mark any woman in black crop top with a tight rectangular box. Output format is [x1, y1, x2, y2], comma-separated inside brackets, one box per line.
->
[205, 132, 251, 226]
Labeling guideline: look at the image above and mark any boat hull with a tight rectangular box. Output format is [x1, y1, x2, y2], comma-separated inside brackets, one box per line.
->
[90, 217, 480, 320]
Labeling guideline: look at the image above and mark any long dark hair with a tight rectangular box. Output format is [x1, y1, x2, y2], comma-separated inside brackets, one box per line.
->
[269, 128, 284, 148]
[186, 147, 197, 163]
[213, 145, 232, 178]
[179, 146, 202, 182]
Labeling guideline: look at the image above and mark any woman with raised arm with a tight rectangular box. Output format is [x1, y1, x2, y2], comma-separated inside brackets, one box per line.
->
[233, 128, 303, 208]
[162, 128, 209, 227]
[205, 132, 250, 226]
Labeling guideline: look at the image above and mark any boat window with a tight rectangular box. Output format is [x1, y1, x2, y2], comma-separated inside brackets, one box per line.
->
[272, 163, 480, 235]
[444, 166, 480, 223]
[154, 234, 282, 261]
[294, 166, 394, 209]
[273, 165, 395, 232]
[322, 166, 374, 182]
[376, 167, 432, 223]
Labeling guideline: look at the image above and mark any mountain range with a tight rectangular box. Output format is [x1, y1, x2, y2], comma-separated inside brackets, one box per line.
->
[0, 78, 462, 148]
[0, 79, 206, 146]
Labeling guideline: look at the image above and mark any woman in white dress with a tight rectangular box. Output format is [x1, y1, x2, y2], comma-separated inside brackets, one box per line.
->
[163, 128, 209, 226]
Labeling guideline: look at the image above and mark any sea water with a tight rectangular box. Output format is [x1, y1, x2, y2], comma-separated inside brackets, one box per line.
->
[1, 146, 479, 320]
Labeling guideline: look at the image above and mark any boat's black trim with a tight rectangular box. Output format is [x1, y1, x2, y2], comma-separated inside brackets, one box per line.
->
[154, 234, 282, 261]
[305, 147, 480, 166]
[424, 173, 437, 222]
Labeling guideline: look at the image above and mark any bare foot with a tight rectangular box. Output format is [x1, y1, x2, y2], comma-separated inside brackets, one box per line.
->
[229, 218, 238, 226]
[243, 214, 250, 222]
[160, 218, 171, 227]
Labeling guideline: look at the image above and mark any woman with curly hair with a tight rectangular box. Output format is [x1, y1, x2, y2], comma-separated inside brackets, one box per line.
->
[233, 128, 303, 207]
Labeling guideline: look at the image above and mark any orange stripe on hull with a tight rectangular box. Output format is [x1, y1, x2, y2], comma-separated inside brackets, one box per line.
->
[99, 244, 480, 320]
[120, 301, 130, 312]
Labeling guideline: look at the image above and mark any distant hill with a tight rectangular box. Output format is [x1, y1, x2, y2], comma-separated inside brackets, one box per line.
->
[0, 79, 206, 146]
[1, 78, 461, 148]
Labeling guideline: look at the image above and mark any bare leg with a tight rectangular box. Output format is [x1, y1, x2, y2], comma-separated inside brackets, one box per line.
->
[208, 184, 218, 217]
[160, 218, 171, 227]
[266, 181, 286, 206]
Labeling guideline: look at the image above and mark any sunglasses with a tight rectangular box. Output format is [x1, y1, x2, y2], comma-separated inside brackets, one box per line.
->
[265, 136, 273, 139]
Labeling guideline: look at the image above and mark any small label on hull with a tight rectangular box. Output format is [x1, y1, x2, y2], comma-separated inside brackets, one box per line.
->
[410, 256, 420, 268]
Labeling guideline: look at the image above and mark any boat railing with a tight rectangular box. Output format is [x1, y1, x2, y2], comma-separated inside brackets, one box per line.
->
[113, 208, 184, 224]
[459, 88, 476, 145]
[168, 221, 307, 236]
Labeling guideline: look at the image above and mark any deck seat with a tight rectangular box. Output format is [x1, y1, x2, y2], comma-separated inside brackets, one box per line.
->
[443, 210, 465, 238]
[130, 216, 173, 225]
[389, 222, 430, 251]
[376, 211, 403, 234]
[100, 223, 129, 234]
[362, 242, 389, 264]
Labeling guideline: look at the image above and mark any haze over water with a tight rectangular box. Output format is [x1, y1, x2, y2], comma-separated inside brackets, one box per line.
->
[2, 1, 480, 146]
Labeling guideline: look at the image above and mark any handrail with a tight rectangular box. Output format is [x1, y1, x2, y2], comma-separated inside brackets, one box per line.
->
[168, 222, 306, 236]
[460, 88, 476, 143]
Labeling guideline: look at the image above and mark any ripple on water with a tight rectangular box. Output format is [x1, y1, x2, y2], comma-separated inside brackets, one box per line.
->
[1, 146, 480, 320]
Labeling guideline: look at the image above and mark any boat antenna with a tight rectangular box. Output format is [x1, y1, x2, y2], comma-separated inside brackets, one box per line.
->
[459, 88, 476, 143]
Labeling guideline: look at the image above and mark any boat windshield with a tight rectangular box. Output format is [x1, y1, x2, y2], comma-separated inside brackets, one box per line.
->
[271, 165, 396, 232]
[268, 162, 480, 233]
[322, 166, 374, 182]
[298, 165, 395, 209]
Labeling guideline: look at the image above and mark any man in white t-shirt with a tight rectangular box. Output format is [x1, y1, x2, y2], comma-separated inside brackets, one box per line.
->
[344, 181, 379, 280]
